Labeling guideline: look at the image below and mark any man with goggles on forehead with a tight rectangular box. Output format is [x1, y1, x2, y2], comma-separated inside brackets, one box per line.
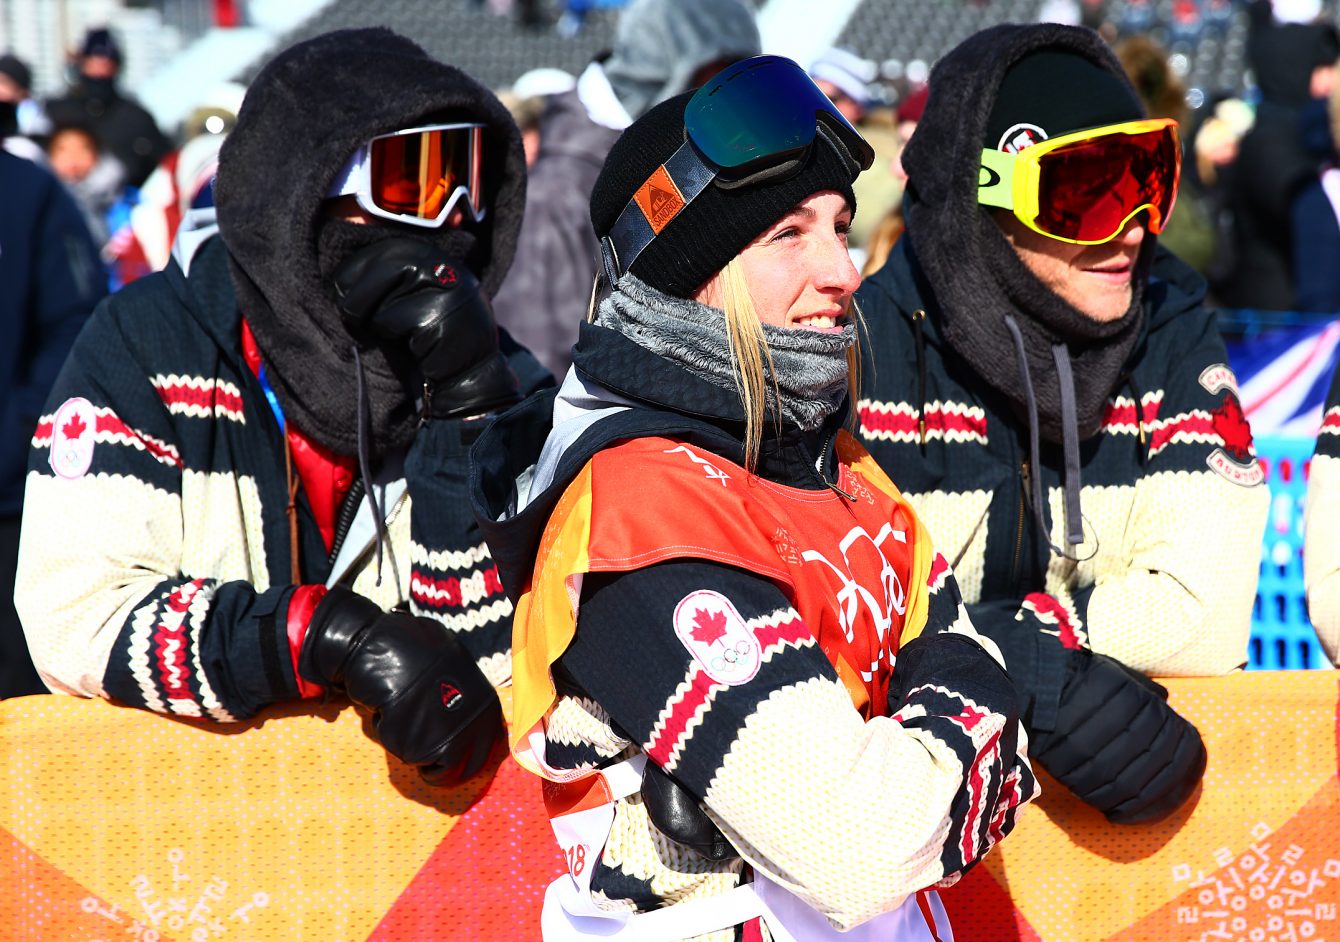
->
[16, 29, 550, 789]
[856, 24, 1268, 826]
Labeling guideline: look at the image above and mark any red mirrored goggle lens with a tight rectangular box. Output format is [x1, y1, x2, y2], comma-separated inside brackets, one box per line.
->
[368, 126, 481, 221]
[1033, 125, 1180, 243]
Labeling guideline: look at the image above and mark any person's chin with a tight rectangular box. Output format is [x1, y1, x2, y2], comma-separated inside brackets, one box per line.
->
[1078, 284, 1132, 321]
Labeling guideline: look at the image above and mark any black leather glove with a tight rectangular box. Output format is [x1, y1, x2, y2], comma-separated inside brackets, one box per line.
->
[640, 762, 738, 861]
[332, 238, 521, 420]
[1030, 650, 1207, 824]
[299, 587, 504, 785]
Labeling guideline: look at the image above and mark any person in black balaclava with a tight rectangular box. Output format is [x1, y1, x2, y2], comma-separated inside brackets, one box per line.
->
[45, 27, 170, 188]
[16, 28, 551, 789]
[856, 23, 1269, 825]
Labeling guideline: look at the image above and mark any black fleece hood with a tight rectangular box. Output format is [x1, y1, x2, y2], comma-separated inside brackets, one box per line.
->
[214, 28, 526, 457]
[902, 23, 1152, 446]
[903, 23, 1162, 556]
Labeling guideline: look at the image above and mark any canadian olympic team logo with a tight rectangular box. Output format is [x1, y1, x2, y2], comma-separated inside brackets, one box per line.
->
[48, 396, 97, 480]
[801, 523, 908, 647]
[672, 590, 761, 686]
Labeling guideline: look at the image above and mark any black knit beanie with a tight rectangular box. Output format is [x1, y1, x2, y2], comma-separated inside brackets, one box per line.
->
[985, 49, 1144, 151]
[589, 90, 859, 298]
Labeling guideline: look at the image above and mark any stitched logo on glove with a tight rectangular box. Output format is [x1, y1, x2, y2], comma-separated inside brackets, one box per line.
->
[433, 264, 457, 285]
[440, 683, 463, 710]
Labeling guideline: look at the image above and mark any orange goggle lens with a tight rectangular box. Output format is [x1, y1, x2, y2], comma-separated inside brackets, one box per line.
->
[1032, 124, 1180, 243]
[367, 125, 483, 223]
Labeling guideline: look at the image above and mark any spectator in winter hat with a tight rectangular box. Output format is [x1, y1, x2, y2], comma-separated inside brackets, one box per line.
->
[810, 46, 877, 125]
[17, 28, 551, 788]
[45, 27, 170, 187]
[856, 23, 1269, 825]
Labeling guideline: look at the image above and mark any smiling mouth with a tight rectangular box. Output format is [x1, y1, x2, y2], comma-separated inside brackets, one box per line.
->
[793, 312, 848, 331]
[1084, 262, 1133, 280]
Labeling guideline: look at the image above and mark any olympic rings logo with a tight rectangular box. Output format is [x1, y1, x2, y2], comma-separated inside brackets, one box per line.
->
[710, 639, 755, 672]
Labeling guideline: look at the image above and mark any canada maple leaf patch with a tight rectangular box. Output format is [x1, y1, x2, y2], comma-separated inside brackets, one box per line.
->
[48, 397, 97, 480]
[672, 590, 761, 686]
[1210, 393, 1253, 463]
[690, 609, 728, 647]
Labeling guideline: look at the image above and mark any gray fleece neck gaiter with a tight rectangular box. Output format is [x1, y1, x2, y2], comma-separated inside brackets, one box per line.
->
[596, 273, 854, 431]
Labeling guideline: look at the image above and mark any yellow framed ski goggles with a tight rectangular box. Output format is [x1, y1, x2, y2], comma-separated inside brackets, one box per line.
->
[977, 117, 1181, 245]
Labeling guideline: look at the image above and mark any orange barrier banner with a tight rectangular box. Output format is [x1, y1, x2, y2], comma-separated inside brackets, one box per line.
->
[943, 670, 1340, 941]
[3, 672, 1337, 941]
[0, 690, 561, 941]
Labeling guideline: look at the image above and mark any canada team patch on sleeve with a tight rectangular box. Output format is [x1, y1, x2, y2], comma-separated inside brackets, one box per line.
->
[1208, 392, 1264, 487]
[1198, 363, 1240, 397]
[1196, 364, 1263, 486]
[48, 397, 98, 480]
[672, 590, 761, 686]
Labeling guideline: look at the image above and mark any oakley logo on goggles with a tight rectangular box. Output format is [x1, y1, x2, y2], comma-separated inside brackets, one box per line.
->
[604, 54, 875, 278]
[327, 123, 485, 228]
[977, 117, 1180, 245]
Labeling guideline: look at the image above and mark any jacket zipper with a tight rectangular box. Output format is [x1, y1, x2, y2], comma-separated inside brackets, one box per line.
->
[811, 428, 856, 500]
[385, 489, 409, 526]
[327, 478, 365, 563]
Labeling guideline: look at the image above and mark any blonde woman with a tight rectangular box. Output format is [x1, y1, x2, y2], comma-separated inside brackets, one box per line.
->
[471, 56, 1037, 941]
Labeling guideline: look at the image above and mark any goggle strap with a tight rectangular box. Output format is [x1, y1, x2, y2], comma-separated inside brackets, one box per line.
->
[977, 148, 1017, 211]
[607, 139, 716, 279]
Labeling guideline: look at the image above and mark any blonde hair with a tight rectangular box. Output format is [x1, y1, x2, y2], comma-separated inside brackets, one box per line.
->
[714, 256, 864, 472]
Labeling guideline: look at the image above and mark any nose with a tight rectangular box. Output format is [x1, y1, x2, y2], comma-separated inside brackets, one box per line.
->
[816, 234, 862, 297]
[1115, 215, 1147, 247]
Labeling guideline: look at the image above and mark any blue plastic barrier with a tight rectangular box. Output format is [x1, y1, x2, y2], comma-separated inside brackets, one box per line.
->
[1250, 435, 1332, 669]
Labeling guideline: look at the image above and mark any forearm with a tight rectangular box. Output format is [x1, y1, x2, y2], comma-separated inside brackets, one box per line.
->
[405, 419, 514, 683]
[704, 631, 1029, 929]
[19, 423, 306, 718]
[1081, 473, 1265, 675]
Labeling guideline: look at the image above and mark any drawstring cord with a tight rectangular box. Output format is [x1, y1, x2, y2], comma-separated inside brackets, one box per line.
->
[353, 346, 389, 587]
[1051, 344, 1085, 548]
[1002, 315, 1097, 564]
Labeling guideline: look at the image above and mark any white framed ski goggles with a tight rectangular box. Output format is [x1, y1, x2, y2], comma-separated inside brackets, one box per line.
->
[326, 122, 486, 228]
